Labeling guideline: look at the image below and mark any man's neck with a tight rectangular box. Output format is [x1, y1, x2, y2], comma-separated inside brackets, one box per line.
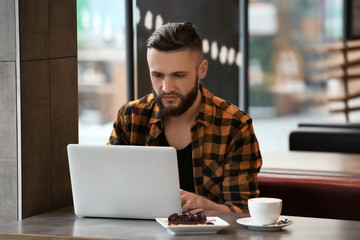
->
[162, 89, 202, 150]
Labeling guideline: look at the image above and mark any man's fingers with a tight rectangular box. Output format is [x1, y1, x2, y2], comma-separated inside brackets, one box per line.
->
[180, 190, 202, 212]
[182, 199, 192, 212]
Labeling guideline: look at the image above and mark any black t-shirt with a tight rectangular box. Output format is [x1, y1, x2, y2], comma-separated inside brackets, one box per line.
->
[159, 133, 195, 193]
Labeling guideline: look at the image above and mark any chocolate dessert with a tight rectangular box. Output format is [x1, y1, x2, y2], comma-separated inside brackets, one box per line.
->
[167, 212, 207, 225]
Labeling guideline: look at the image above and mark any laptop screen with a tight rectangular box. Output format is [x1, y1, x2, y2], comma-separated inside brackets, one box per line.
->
[67, 144, 182, 219]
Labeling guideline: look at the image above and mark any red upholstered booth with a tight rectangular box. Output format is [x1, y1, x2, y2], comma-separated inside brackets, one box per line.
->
[257, 173, 360, 221]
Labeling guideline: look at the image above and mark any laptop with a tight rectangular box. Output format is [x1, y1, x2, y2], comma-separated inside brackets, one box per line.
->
[67, 144, 182, 219]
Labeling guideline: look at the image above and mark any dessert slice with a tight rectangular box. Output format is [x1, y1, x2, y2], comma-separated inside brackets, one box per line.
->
[167, 212, 207, 225]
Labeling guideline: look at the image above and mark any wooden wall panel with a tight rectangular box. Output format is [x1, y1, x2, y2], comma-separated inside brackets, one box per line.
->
[19, 0, 49, 61]
[20, 60, 52, 218]
[19, 0, 78, 218]
[49, 0, 77, 58]
[50, 57, 78, 209]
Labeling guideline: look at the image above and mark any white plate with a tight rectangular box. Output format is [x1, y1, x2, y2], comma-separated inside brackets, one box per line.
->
[156, 217, 229, 235]
[236, 217, 293, 231]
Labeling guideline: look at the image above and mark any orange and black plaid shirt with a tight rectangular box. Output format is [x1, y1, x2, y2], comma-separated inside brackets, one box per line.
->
[107, 84, 262, 212]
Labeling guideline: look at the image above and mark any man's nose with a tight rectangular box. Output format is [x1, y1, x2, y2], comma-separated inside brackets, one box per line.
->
[162, 77, 175, 93]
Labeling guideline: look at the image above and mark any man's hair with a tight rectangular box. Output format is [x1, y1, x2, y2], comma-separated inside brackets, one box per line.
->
[146, 22, 203, 57]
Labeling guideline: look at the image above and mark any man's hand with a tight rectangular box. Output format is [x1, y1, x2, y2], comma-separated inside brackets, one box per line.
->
[180, 189, 231, 212]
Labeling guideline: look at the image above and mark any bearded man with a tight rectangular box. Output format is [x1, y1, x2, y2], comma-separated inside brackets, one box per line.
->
[107, 22, 262, 213]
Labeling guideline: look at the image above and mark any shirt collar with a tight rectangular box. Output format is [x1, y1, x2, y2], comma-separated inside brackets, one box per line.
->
[195, 83, 213, 128]
[148, 94, 162, 125]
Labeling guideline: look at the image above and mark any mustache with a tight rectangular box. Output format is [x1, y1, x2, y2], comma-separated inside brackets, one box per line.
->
[158, 91, 183, 98]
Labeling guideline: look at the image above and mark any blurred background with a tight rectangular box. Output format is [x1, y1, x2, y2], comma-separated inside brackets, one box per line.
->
[77, 0, 360, 152]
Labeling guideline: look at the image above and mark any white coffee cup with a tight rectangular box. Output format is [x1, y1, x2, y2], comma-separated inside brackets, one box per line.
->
[248, 197, 282, 225]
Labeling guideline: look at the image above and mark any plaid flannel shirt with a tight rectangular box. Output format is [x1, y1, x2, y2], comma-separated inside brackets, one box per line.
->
[107, 84, 262, 212]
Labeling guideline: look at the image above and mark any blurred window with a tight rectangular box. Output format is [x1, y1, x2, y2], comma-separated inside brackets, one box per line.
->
[248, 0, 346, 152]
[77, 0, 127, 144]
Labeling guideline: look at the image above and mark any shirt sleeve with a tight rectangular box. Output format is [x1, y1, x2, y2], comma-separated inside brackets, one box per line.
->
[106, 107, 130, 145]
[222, 118, 262, 212]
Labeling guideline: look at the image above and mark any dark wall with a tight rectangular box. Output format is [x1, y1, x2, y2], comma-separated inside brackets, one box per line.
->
[136, 0, 240, 105]
[19, 0, 78, 218]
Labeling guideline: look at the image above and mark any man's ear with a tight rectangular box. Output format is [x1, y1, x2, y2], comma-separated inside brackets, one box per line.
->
[198, 59, 208, 80]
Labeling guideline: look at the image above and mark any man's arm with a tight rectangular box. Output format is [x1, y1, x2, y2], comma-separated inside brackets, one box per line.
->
[106, 108, 129, 145]
[221, 118, 262, 212]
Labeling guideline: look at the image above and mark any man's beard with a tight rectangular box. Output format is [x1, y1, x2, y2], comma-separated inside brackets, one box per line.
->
[153, 78, 199, 118]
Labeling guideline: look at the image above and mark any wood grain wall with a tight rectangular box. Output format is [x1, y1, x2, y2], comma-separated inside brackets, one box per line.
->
[19, 0, 78, 218]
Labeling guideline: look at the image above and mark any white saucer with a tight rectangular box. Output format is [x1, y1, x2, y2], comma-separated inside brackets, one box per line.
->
[236, 217, 293, 231]
[156, 217, 229, 235]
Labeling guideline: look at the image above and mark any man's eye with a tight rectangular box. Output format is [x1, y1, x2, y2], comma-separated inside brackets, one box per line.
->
[175, 74, 185, 78]
[152, 73, 162, 78]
